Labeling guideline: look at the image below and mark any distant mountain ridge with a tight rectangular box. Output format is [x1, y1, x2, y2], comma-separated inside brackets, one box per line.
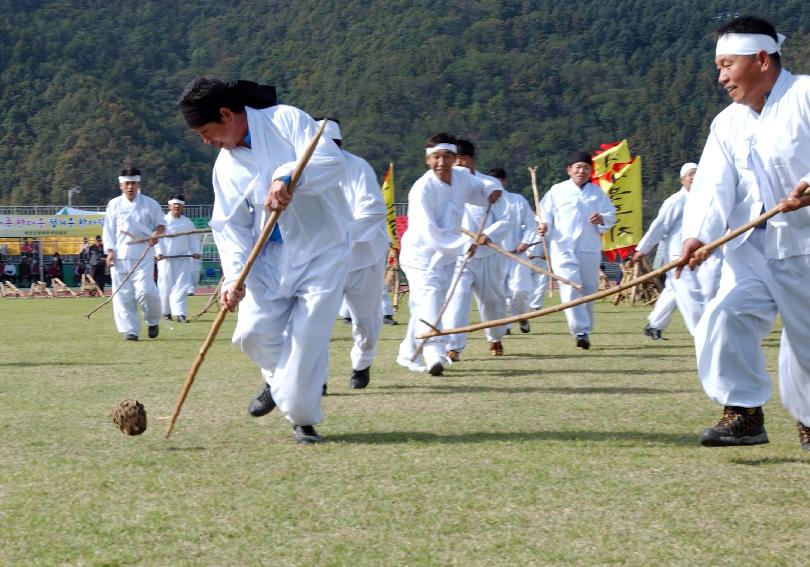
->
[0, 0, 807, 223]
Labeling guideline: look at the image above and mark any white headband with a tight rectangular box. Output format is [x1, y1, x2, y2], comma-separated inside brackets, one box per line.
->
[168, 198, 185, 205]
[716, 32, 786, 56]
[680, 162, 698, 178]
[118, 175, 141, 183]
[323, 120, 342, 141]
[425, 143, 457, 156]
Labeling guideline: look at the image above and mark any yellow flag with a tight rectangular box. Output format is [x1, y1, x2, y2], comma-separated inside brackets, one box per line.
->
[597, 156, 643, 252]
[592, 140, 631, 179]
[381, 162, 398, 248]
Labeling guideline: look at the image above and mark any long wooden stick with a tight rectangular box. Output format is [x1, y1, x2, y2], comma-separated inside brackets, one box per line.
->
[391, 249, 401, 312]
[156, 254, 196, 260]
[165, 119, 328, 438]
[83, 244, 151, 319]
[128, 229, 211, 244]
[460, 228, 582, 289]
[417, 198, 799, 339]
[409, 202, 492, 362]
[528, 166, 554, 297]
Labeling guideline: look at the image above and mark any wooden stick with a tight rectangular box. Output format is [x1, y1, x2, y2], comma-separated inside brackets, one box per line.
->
[83, 244, 151, 319]
[392, 250, 401, 312]
[192, 276, 223, 320]
[128, 229, 211, 244]
[528, 166, 554, 298]
[156, 254, 196, 260]
[629, 262, 641, 305]
[409, 202, 492, 362]
[165, 119, 328, 438]
[416, 198, 798, 339]
[460, 228, 582, 289]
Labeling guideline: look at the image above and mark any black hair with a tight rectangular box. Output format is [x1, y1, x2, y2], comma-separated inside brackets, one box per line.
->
[425, 132, 458, 149]
[487, 167, 507, 181]
[180, 78, 244, 119]
[567, 151, 593, 167]
[171, 194, 186, 202]
[716, 15, 781, 66]
[456, 139, 475, 158]
[179, 77, 277, 127]
[120, 166, 141, 177]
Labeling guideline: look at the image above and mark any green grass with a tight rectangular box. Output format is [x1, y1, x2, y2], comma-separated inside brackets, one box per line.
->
[1, 294, 808, 566]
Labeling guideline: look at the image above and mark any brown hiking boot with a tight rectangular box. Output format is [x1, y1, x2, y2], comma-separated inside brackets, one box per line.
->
[489, 341, 503, 356]
[699, 406, 768, 446]
[446, 349, 460, 362]
[798, 422, 810, 451]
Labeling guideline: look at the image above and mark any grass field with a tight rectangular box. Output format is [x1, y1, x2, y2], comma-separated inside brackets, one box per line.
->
[2, 293, 808, 566]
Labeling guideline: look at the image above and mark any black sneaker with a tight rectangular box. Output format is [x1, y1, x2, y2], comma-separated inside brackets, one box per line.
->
[350, 367, 370, 389]
[383, 315, 398, 325]
[798, 422, 810, 451]
[292, 424, 322, 444]
[125, 333, 138, 341]
[176, 315, 188, 323]
[519, 320, 530, 334]
[163, 314, 172, 321]
[428, 362, 444, 376]
[699, 406, 769, 446]
[643, 324, 662, 340]
[342, 317, 352, 325]
[148, 325, 159, 338]
[575, 333, 590, 350]
[248, 384, 276, 417]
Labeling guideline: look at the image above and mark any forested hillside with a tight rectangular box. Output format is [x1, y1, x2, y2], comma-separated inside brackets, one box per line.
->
[1, 0, 808, 221]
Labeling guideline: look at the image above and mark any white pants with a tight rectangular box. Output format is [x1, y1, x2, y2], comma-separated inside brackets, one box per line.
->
[158, 257, 194, 317]
[233, 240, 349, 426]
[340, 281, 394, 319]
[550, 249, 600, 336]
[528, 256, 549, 310]
[695, 232, 810, 424]
[443, 254, 507, 351]
[343, 252, 387, 370]
[398, 261, 455, 371]
[505, 255, 533, 317]
[111, 257, 160, 336]
[382, 285, 394, 317]
[650, 256, 722, 334]
[648, 275, 678, 330]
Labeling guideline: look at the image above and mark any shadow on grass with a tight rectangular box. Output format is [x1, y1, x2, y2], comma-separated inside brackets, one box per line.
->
[328, 429, 696, 446]
[0, 361, 119, 367]
[729, 457, 810, 466]
[506, 351, 692, 360]
[376, 383, 686, 395]
[452, 367, 690, 378]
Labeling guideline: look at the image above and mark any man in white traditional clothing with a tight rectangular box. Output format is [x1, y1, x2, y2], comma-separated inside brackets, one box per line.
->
[678, 16, 810, 449]
[631, 163, 721, 339]
[102, 166, 165, 341]
[179, 77, 351, 444]
[397, 133, 501, 376]
[321, 119, 390, 389]
[538, 151, 617, 349]
[156, 194, 202, 323]
[488, 167, 537, 335]
[442, 141, 511, 360]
